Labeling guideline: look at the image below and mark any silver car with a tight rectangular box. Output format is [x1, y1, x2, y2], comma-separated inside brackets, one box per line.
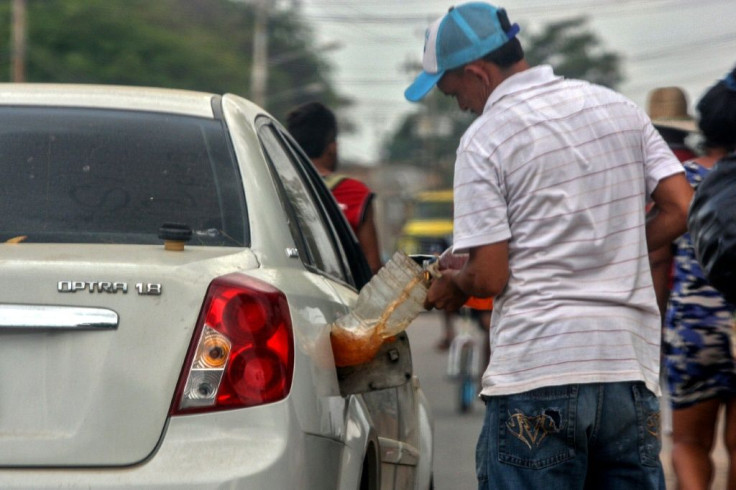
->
[0, 84, 433, 489]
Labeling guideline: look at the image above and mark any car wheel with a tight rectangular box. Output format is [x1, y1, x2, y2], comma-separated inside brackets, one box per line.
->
[359, 444, 379, 490]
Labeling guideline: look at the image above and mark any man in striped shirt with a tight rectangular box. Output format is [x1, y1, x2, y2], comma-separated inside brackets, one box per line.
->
[405, 3, 693, 488]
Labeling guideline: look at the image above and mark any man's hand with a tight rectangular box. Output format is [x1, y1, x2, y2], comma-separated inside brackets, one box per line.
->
[424, 269, 469, 312]
[426, 241, 509, 313]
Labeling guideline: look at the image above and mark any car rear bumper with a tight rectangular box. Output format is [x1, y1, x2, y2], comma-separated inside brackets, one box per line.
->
[0, 408, 344, 489]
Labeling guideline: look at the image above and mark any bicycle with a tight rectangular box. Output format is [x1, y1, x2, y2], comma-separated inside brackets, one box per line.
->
[409, 253, 492, 413]
[446, 308, 490, 413]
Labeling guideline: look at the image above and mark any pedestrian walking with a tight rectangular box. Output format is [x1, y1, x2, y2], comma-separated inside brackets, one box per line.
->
[662, 66, 736, 490]
[405, 2, 693, 488]
[646, 86, 698, 317]
[645, 85, 699, 437]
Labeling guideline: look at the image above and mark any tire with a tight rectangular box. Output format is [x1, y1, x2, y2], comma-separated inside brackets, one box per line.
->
[457, 344, 476, 413]
[359, 444, 379, 490]
[459, 374, 476, 413]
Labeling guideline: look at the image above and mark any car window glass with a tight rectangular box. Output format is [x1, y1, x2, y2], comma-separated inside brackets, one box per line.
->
[258, 124, 345, 280]
[274, 128, 371, 290]
[0, 107, 247, 246]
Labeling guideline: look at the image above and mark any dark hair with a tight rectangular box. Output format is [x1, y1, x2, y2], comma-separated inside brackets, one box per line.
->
[285, 102, 337, 158]
[482, 8, 524, 68]
[481, 38, 524, 68]
[447, 8, 524, 75]
[446, 37, 523, 77]
[657, 127, 688, 145]
[696, 66, 736, 152]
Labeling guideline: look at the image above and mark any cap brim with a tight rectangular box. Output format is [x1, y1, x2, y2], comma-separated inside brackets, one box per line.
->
[404, 70, 445, 102]
[652, 119, 698, 133]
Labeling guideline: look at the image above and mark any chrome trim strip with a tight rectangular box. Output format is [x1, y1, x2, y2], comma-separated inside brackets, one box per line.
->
[0, 304, 119, 330]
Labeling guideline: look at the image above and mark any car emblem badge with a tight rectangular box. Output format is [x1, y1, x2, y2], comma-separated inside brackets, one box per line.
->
[58, 281, 162, 296]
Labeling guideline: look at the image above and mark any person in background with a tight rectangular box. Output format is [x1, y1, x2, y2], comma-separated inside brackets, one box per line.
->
[405, 2, 692, 488]
[647, 87, 698, 162]
[663, 66, 736, 490]
[645, 86, 699, 437]
[286, 102, 383, 274]
[646, 86, 699, 318]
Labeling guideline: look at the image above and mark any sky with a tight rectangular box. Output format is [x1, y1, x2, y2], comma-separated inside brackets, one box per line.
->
[298, 0, 736, 165]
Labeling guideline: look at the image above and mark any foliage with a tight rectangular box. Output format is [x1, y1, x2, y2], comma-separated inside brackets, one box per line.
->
[383, 16, 623, 184]
[383, 92, 473, 184]
[0, 0, 341, 121]
[524, 17, 622, 89]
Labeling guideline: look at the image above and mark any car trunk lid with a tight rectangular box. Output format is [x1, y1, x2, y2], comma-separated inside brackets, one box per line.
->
[0, 244, 257, 467]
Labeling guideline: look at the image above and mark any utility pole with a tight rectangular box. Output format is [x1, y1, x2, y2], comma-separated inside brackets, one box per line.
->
[250, 0, 269, 107]
[11, 0, 27, 82]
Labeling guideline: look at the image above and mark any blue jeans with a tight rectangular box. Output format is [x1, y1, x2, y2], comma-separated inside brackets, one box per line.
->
[476, 382, 665, 489]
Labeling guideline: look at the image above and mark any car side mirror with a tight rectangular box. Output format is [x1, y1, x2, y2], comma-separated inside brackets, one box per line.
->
[336, 331, 413, 396]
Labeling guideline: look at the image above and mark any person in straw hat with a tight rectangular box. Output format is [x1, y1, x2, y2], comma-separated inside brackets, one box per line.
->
[647, 86, 698, 162]
[645, 86, 699, 460]
[647, 87, 697, 335]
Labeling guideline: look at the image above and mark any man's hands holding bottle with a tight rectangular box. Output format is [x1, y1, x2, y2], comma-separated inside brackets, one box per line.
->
[423, 248, 469, 312]
[423, 247, 494, 312]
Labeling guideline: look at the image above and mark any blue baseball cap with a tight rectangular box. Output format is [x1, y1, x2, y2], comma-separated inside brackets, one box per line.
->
[404, 2, 520, 102]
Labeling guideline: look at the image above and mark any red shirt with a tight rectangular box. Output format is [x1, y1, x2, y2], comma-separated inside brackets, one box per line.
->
[672, 147, 697, 162]
[328, 176, 374, 233]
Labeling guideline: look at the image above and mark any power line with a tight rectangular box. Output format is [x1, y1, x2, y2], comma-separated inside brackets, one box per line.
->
[630, 32, 736, 62]
[303, 0, 735, 72]
[303, 0, 729, 23]
[302, 0, 734, 162]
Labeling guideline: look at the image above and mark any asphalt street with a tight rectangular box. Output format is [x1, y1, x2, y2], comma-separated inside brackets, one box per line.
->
[407, 311, 488, 490]
[406, 311, 730, 489]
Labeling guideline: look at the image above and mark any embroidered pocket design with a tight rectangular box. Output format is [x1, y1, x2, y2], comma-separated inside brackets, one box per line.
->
[506, 409, 562, 450]
[646, 410, 660, 438]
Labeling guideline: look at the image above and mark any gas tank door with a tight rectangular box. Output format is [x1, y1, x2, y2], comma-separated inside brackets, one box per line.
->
[337, 331, 413, 396]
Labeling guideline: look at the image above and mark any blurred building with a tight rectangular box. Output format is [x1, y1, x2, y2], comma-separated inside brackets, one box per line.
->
[337, 162, 445, 261]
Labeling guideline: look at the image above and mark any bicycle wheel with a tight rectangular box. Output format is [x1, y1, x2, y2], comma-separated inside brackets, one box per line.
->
[457, 344, 477, 413]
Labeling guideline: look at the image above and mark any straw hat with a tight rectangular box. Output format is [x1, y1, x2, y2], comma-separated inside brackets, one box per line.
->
[646, 87, 698, 133]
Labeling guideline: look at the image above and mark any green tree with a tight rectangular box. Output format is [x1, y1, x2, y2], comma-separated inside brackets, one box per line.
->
[383, 16, 622, 184]
[0, 0, 341, 120]
[524, 17, 622, 88]
[383, 92, 472, 185]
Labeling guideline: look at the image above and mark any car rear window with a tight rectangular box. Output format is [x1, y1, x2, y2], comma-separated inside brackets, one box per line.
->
[0, 106, 247, 246]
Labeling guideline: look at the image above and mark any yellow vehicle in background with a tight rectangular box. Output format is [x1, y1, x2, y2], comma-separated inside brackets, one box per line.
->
[397, 189, 453, 256]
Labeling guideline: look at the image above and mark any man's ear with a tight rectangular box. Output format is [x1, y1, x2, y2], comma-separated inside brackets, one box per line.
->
[464, 62, 491, 86]
[325, 140, 338, 168]
[327, 140, 338, 158]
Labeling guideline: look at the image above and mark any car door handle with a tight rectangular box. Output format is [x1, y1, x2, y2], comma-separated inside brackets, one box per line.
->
[0, 304, 119, 330]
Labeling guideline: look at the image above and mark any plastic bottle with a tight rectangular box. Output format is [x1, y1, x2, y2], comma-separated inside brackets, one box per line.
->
[330, 251, 429, 367]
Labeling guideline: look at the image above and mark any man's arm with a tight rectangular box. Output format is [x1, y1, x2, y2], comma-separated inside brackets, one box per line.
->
[356, 202, 382, 275]
[646, 173, 693, 252]
[424, 241, 509, 312]
[649, 245, 673, 319]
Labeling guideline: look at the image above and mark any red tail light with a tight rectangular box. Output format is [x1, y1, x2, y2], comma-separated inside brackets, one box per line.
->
[170, 273, 294, 415]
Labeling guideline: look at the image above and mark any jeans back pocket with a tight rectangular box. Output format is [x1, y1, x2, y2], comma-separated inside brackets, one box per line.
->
[632, 383, 662, 467]
[497, 385, 577, 469]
